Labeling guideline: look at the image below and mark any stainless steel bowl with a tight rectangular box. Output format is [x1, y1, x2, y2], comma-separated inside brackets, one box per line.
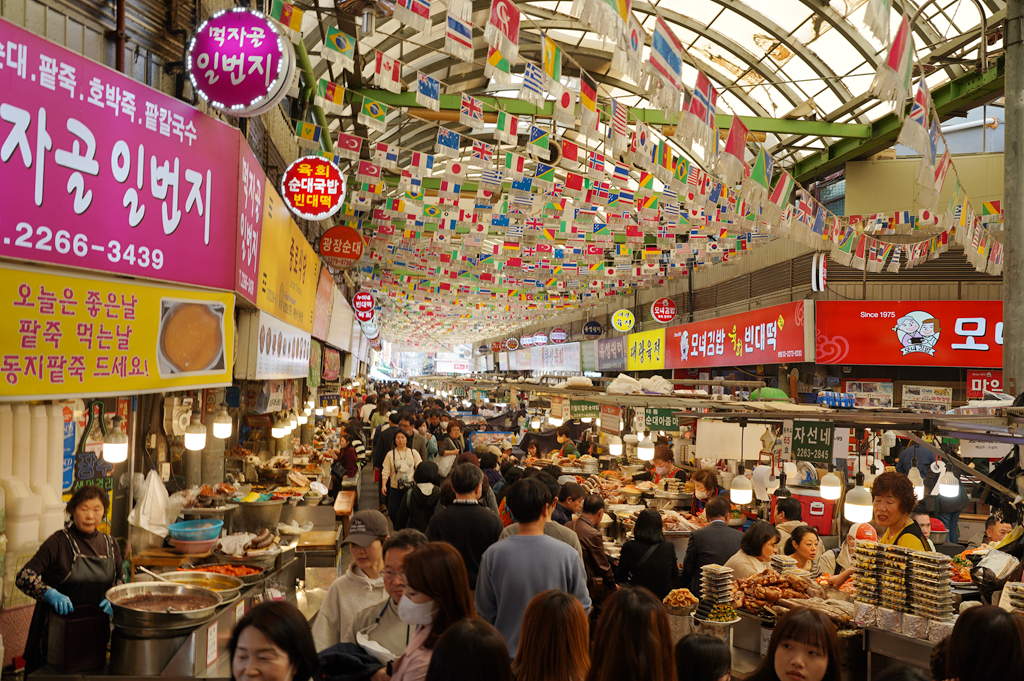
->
[106, 582, 223, 630]
[158, 571, 244, 600]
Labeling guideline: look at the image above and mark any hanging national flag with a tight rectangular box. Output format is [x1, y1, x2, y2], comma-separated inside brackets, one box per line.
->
[408, 151, 434, 178]
[444, 160, 467, 183]
[610, 98, 629, 152]
[564, 172, 584, 199]
[374, 51, 402, 94]
[505, 151, 526, 180]
[579, 71, 599, 137]
[315, 79, 345, 115]
[870, 12, 914, 111]
[436, 127, 461, 157]
[740, 146, 774, 212]
[483, 0, 520, 64]
[460, 93, 485, 129]
[415, 72, 441, 111]
[645, 16, 684, 112]
[496, 110, 519, 145]
[863, 0, 890, 44]
[480, 168, 504, 191]
[551, 81, 575, 126]
[294, 120, 322, 150]
[471, 140, 494, 166]
[587, 150, 605, 179]
[681, 70, 718, 159]
[575, 0, 631, 44]
[270, 0, 304, 41]
[358, 98, 388, 133]
[444, 12, 474, 62]
[542, 34, 562, 82]
[374, 142, 400, 170]
[528, 126, 550, 160]
[357, 161, 382, 184]
[323, 27, 357, 72]
[897, 79, 932, 155]
[521, 62, 546, 107]
[633, 121, 653, 170]
[394, 0, 430, 31]
[485, 46, 512, 85]
[764, 171, 795, 226]
[535, 162, 556, 186]
[918, 148, 951, 214]
[612, 162, 630, 186]
[716, 116, 749, 186]
[334, 132, 362, 161]
[654, 140, 673, 182]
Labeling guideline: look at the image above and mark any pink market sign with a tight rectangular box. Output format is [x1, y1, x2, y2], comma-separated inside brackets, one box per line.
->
[0, 17, 238, 291]
[186, 9, 293, 115]
[235, 140, 266, 304]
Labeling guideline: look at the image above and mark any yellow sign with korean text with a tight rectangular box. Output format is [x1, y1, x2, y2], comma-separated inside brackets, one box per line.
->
[626, 329, 666, 371]
[612, 308, 635, 332]
[257, 180, 319, 333]
[1, 263, 234, 400]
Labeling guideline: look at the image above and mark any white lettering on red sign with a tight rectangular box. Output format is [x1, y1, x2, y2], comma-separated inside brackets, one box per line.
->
[651, 297, 676, 323]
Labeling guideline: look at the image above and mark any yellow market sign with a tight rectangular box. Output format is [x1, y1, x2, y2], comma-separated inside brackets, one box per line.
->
[1, 263, 234, 399]
[627, 329, 666, 371]
[611, 308, 635, 332]
[257, 181, 319, 333]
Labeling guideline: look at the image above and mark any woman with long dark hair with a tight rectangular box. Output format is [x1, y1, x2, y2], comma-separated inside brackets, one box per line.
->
[425, 619, 512, 681]
[391, 542, 476, 681]
[614, 508, 678, 599]
[230, 601, 320, 681]
[745, 609, 842, 681]
[946, 605, 1024, 681]
[513, 590, 590, 681]
[674, 633, 731, 681]
[585, 586, 674, 681]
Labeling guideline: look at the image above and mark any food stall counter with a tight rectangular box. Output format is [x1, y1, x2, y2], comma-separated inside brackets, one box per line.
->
[862, 626, 933, 681]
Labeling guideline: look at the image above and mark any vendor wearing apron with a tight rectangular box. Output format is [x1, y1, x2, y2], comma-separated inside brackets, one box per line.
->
[630, 445, 688, 484]
[555, 425, 579, 458]
[17, 485, 124, 673]
[871, 471, 928, 552]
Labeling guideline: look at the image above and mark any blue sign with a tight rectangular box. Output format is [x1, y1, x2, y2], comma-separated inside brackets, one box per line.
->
[478, 345, 490, 355]
[583, 321, 604, 339]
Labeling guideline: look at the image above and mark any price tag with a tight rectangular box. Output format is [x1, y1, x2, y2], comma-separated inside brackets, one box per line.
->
[236, 600, 246, 624]
[207, 621, 219, 666]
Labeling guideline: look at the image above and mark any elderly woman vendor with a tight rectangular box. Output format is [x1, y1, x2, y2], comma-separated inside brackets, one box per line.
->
[17, 485, 124, 672]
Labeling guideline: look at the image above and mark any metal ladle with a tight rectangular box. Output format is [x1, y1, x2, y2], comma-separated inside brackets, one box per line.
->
[136, 566, 170, 582]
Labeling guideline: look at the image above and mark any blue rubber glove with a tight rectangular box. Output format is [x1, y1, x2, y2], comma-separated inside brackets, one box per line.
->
[43, 588, 73, 616]
[98, 598, 113, 617]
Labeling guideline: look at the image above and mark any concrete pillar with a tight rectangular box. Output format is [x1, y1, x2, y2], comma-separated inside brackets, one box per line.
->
[1006, 0, 1024, 395]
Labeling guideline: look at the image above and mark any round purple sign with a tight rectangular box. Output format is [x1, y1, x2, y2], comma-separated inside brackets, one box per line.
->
[187, 9, 290, 115]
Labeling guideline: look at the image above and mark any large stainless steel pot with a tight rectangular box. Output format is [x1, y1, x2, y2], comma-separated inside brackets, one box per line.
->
[232, 498, 286, 534]
[106, 582, 223, 630]
[158, 570, 244, 600]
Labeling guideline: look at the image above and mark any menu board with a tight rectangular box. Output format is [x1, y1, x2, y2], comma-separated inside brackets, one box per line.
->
[901, 385, 952, 413]
[843, 381, 894, 408]
[257, 182, 319, 332]
[1, 263, 234, 399]
[236, 310, 311, 380]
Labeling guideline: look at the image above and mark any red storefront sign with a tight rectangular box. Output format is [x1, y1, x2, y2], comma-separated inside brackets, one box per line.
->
[550, 328, 567, 344]
[319, 225, 364, 270]
[600, 404, 622, 435]
[490, 341, 501, 352]
[353, 291, 375, 323]
[651, 298, 677, 323]
[967, 370, 1003, 398]
[815, 301, 1003, 368]
[506, 338, 519, 351]
[665, 301, 813, 369]
[282, 156, 344, 220]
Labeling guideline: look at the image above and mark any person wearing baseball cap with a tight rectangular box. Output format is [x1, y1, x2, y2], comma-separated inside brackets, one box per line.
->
[312, 510, 390, 651]
[823, 522, 878, 588]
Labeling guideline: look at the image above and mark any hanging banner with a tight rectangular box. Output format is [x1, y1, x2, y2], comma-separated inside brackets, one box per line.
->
[597, 336, 626, 371]
[569, 400, 600, 419]
[311, 266, 335, 341]
[627, 329, 666, 371]
[542, 342, 580, 372]
[308, 338, 322, 387]
[901, 385, 952, 413]
[0, 17, 240, 291]
[815, 301, 1002, 368]
[600, 404, 622, 435]
[257, 182, 319, 332]
[636, 408, 680, 433]
[236, 309, 310, 380]
[322, 346, 341, 381]
[236, 140, 266, 304]
[550, 395, 564, 419]
[1, 263, 234, 399]
[791, 421, 835, 464]
[666, 301, 813, 369]
[843, 381, 894, 409]
[581, 340, 598, 372]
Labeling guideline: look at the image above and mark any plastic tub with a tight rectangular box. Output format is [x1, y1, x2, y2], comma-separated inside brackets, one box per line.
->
[169, 537, 219, 554]
[168, 519, 223, 541]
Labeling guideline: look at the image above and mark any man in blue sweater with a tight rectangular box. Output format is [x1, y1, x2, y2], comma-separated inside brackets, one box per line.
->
[475, 476, 592, 658]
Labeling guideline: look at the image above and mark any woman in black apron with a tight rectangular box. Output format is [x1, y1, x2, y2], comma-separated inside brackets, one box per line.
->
[17, 485, 124, 672]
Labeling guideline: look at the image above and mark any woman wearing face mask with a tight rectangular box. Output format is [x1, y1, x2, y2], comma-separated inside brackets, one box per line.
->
[744, 608, 842, 681]
[630, 445, 687, 484]
[418, 420, 438, 461]
[230, 601, 319, 681]
[688, 469, 728, 517]
[391, 542, 476, 681]
[17, 485, 124, 673]
[783, 526, 822, 579]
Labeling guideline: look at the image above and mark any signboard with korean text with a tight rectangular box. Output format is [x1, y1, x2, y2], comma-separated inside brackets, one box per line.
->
[308, 339, 322, 387]
[550, 328, 567, 344]
[901, 385, 952, 413]
[569, 400, 600, 419]
[0, 17, 239, 291]
[320, 225, 364, 270]
[960, 440, 1013, 459]
[531, 347, 544, 372]
[666, 301, 813, 369]
[967, 370, 1003, 399]
[236, 140, 265, 304]
[597, 336, 626, 371]
[498, 352, 509, 371]
[281, 156, 344, 220]
[636, 408, 680, 433]
[600, 404, 622, 435]
[627, 329, 666, 371]
[791, 421, 835, 464]
[311, 266, 334, 341]
[583, 321, 603, 339]
[1, 263, 234, 399]
[843, 381, 894, 409]
[322, 346, 341, 381]
[581, 340, 597, 372]
[235, 309, 310, 380]
[325, 280, 354, 352]
[651, 298, 676, 323]
[543, 343, 581, 372]
[612, 309, 635, 332]
[353, 291, 375, 323]
[815, 301, 1002, 367]
[257, 182, 319, 332]
[550, 396, 564, 419]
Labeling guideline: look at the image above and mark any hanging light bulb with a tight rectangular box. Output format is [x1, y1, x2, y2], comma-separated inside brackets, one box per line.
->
[638, 431, 655, 461]
[844, 472, 874, 523]
[102, 415, 129, 463]
[774, 470, 792, 499]
[304, 406, 312, 416]
[315, 406, 324, 417]
[820, 463, 842, 501]
[907, 457, 925, 500]
[730, 463, 753, 505]
[212, 404, 233, 439]
[184, 413, 207, 451]
[549, 416, 563, 427]
[298, 410, 309, 425]
[272, 415, 289, 439]
[581, 417, 593, 423]
[288, 410, 298, 430]
[531, 414, 542, 429]
[608, 436, 623, 457]
[939, 467, 961, 498]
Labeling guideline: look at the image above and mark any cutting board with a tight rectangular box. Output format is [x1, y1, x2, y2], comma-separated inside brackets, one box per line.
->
[295, 531, 338, 551]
